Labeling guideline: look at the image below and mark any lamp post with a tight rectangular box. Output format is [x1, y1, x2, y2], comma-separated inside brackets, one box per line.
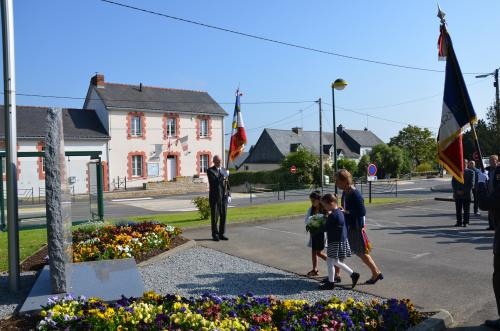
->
[476, 68, 499, 132]
[331, 79, 348, 194]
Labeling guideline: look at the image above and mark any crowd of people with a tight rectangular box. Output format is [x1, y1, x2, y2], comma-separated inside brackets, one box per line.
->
[304, 169, 383, 290]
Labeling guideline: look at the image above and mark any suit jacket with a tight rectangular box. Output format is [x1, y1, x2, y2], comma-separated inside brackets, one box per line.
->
[207, 166, 230, 203]
[452, 168, 474, 200]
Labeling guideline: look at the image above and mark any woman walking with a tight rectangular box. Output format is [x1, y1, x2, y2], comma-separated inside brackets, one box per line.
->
[305, 191, 327, 276]
[319, 193, 360, 290]
[337, 169, 383, 284]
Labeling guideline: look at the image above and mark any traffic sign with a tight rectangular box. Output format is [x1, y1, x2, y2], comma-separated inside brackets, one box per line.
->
[367, 163, 377, 177]
[367, 176, 378, 182]
[473, 151, 480, 161]
[290, 165, 297, 174]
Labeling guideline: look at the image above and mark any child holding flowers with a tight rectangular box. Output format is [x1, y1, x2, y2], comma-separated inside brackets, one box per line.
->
[319, 193, 360, 290]
[304, 190, 327, 276]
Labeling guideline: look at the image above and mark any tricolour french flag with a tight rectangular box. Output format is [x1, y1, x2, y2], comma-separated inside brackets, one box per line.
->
[228, 89, 247, 162]
[437, 25, 477, 183]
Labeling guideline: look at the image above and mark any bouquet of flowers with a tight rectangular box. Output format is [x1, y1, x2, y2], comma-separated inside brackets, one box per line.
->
[305, 214, 326, 233]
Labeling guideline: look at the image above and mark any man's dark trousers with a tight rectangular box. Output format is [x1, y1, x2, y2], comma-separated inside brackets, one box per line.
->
[472, 188, 479, 214]
[210, 198, 227, 237]
[494, 209, 500, 316]
[455, 199, 470, 225]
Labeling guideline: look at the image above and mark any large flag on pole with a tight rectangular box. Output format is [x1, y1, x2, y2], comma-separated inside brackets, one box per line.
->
[228, 89, 247, 163]
[437, 9, 477, 183]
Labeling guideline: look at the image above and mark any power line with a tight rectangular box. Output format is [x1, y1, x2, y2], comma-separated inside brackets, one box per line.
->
[100, 0, 484, 75]
[11, 92, 315, 106]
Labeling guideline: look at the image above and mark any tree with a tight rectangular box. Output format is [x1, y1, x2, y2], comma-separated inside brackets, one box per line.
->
[356, 154, 370, 178]
[463, 106, 500, 159]
[337, 159, 357, 176]
[389, 125, 437, 167]
[369, 144, 404, 178]
[280, 148, 319, 184]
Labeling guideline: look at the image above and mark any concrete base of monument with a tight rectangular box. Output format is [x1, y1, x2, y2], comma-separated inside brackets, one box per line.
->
[19, 258, 144, 313]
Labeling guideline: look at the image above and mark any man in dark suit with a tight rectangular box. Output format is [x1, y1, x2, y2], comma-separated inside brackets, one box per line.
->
[451, 159, 474, 227]
[207, 155, 230, 241]
[486, 155, 499, 231]
[486, 157, 500, 329]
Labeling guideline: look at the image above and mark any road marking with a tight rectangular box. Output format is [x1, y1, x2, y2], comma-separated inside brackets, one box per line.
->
[413, 252, 431, 259]
[395, 206, 452, 213]
[165, 206, 235, 212]
[374, 246, 431, 258]
[112, 197, 153, 202]
[396, 187, 426, 192]
[255, 226, 303, 237]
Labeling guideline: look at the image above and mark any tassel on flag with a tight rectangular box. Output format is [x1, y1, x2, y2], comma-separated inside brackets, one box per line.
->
[437, 11, 478, 183]
[228, 89, 247, 163]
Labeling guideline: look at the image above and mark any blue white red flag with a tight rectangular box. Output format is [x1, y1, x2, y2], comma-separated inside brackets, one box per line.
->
[437, 24, 477, 183]
[228, 89, 247, 162]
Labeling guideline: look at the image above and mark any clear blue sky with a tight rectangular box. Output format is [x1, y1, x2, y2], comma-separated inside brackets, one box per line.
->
[7, 0, 500, 147]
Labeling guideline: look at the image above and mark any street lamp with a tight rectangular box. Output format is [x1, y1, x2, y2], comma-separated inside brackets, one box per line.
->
[331, 78, 348, 194]
[476, 68, 499, 132]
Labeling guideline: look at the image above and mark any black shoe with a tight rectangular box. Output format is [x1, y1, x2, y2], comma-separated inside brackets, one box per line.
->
[462, 223, 468, 227]
[365, 273, 384, 285]
[485, 319, 500, 330]
[219, 235, 228, 240]
[474, 212, 481, 216]
[334, 276, 341, 283]
[455, 223, 462, 227]
[212, 235, 220, 242]
[486, 227, 495, 231]
[351, 272, 360, 289]
[319, 282, 335, 290]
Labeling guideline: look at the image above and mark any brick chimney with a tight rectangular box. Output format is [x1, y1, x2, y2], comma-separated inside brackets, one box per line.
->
[337, 124, 344, 135]
[91, 74, 105, 88]
[292, 127, 303, 135]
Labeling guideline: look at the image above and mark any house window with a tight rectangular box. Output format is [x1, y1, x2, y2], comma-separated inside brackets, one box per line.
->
[200, 119, 209, 138]
[199, 154, 209, 174]
[131, 115, 142, 136]
[166, 117, 176, 137]
[132, 155, 143, 177]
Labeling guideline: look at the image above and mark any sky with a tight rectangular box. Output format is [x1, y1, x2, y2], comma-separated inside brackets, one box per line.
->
[6, 0, 500, 148]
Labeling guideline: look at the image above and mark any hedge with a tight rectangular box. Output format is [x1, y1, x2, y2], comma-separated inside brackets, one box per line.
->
[229, 169, 297, 187]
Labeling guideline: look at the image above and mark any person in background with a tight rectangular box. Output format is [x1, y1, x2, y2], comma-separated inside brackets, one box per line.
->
[451, 159, 474, 227]
[336, 169, 383, 285]
[319, 193, 360, 290]
[486, 155, 499, 231]
[468, 160, 481, 217]
[305, 191, 327, 277]
[207, 155, 230, 241]
[485, 156, 500, 329]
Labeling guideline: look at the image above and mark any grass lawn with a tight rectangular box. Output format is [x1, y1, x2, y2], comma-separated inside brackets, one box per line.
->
[0, 197, 414, 272]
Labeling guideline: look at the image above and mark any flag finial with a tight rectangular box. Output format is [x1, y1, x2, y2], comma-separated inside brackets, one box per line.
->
[437, 4, 446, 24]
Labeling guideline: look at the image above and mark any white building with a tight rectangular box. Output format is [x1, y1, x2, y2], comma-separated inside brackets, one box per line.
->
[83, 74, 227, 190]
[0, 106, 109, 196]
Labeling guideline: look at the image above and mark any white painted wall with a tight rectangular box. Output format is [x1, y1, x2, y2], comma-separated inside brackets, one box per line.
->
[13, 139, 108, 197]
[107, 109, 225, 190]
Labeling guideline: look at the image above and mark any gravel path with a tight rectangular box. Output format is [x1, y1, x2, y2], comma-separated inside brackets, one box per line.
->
[139, 246, 381, 303]
[0, 271, 37, 320]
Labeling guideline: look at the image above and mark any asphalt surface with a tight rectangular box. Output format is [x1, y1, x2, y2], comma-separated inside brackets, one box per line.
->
[182, 199, 496, 329]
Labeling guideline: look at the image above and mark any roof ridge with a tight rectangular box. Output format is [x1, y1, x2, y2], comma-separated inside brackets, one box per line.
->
[104, 82, 207, 94]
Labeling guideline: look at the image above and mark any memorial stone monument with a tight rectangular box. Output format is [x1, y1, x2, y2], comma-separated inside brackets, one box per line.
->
[44, 107, 72, 293]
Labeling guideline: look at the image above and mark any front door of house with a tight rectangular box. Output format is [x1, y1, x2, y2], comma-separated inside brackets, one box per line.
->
[167, 156, 177, 181]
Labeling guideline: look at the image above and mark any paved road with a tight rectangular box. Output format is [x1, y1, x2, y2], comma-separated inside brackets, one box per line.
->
[182, 199, 495, 329]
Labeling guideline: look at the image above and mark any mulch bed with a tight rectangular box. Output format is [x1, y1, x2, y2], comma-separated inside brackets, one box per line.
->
[20, 235, 189, 272]
[0, 236, 190, 330]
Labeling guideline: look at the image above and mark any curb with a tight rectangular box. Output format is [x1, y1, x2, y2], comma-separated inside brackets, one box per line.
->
[408, 310, 454, 331]
[137, 239, 197, 267]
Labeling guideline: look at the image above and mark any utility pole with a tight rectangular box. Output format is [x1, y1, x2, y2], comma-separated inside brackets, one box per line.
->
[318, 98, 323, 191]
[1, 0, 20, 292]
[495, 68, 499, 131]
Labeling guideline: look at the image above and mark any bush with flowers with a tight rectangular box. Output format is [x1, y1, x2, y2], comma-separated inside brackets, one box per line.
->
[37, 292, 423, 330]
[72, 222, 182, 263]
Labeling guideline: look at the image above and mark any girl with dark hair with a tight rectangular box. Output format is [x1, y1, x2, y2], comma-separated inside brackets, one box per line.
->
[337, 169, 384, 284]
[319, 193, 360, 290]
[304, 190, 327, 276]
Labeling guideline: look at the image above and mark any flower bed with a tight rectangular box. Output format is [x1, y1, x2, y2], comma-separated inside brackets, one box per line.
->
[72, 222, 182, 263]
[37, 292, 422, 330]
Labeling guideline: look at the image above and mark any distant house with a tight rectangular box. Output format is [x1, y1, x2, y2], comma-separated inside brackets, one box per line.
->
[242, 125, 383, 171]
[0, 106, 109, 195]
[227, 151, 249, 170]
[83, 74, 227, 190]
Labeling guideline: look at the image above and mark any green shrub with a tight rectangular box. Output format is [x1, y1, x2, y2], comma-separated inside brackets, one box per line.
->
[192, 196, 210, 220]
[337, 159, 357, 175]
[229, 169, 294, 186]
[415, 162, 434, 173]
